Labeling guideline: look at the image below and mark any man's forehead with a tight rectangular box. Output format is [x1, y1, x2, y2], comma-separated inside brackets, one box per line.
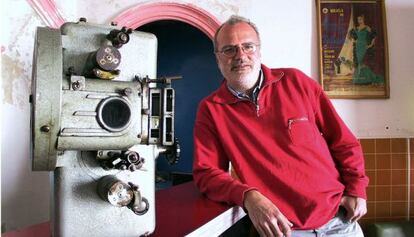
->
[217, 22, 258, 44]
[219, 22, 256, 35]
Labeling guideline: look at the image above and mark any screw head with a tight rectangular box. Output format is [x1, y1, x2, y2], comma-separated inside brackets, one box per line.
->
[129, 165, 137, 172]
[142, 109, 150, 115]
[123, 88, 133, 96]
[40, 125, 50, 133]
[120, 33, 128, 42]
[72, 81, 81, 90]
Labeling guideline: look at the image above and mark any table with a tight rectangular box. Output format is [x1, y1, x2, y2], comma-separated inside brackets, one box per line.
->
[3, 182, 246, 237]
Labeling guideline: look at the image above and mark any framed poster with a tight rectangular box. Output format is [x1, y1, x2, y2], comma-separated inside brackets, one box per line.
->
[316, 0, 389, 98]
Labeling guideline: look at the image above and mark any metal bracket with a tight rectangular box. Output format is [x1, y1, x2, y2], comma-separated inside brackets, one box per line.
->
[128, 183, 149, 215]
[70, 75, 86, 91]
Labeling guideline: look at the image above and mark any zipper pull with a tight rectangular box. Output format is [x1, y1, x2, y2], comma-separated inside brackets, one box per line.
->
[288, 119, 293, 129]
[288, 117, 309, 129]
[255, 96, 260, 117]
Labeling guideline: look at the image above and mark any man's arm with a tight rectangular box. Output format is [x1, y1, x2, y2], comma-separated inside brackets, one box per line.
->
[192, 103, 255, 207]
[340, 196, 367, 222]
[193, 102, 293, 236]
[313, 86, 369, 221]
[244, 190, 293, 237]
[314, 88, 369, 198]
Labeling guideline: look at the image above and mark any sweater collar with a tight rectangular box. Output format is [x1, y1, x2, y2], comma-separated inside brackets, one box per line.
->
[226, 70, 264, 103]
[211, 64, 284, 104]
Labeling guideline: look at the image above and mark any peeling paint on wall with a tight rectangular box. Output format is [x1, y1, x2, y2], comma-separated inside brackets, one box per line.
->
[106, 0, 121, 9]
[205, 0, 241, 15]
[1, 54, 30, 108]
[178, 0, 253, 21]
[2, 9, 42, 108]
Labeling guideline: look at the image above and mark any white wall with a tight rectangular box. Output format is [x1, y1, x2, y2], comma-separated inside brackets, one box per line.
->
[331, 0, 414, 138]
[245, 0, 414, 138]
[1, 0, 51, 232]
[1, 0, 413, 231]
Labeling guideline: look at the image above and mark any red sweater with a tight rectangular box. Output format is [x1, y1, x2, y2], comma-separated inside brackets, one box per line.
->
[193, 65, 368, 229]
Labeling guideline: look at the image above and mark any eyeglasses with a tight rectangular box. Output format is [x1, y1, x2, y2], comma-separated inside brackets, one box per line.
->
[216, 43, 260, 57]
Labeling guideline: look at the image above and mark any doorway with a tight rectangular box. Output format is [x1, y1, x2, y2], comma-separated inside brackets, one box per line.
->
[137, 20, 222, 188]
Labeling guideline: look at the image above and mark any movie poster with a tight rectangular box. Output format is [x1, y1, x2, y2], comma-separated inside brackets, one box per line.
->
[317, 0, 389, 98]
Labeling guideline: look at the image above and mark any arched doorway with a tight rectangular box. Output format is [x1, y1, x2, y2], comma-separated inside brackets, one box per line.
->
[112, 2, 220, 39]
[137, 20, 221, 187]
[113, 3, 222, 187]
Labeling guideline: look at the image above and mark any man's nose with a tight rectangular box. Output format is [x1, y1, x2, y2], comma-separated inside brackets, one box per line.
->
[234, 46, 248, 59]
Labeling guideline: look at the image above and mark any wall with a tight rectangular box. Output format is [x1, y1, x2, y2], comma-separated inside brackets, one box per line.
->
[244, 0, 414, 138]
[1, 0, 51, 232]
[1, 0, 414, 232]
[358, 138, 413, 224]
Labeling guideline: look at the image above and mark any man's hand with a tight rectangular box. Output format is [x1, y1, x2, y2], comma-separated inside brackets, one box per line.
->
[340, 195, 367, 222]
[244, 190, 293, 237]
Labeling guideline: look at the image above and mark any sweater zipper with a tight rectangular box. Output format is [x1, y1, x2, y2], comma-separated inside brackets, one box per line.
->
[255, 95, 260, 117]
[247, 72, 283, 117]
[288, 117, 308, 129]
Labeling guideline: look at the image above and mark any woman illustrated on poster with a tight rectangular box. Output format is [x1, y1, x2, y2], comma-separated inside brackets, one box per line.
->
[348, 14, 384, 85]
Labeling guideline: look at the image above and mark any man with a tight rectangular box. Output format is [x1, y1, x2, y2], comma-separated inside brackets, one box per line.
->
[193, 15, 368, 237]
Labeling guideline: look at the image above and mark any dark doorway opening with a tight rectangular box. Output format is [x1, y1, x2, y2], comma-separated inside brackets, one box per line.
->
[138, 20, 221, 188]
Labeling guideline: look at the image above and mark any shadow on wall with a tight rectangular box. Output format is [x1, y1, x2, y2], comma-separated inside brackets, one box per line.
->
[137, 20, 222, 181]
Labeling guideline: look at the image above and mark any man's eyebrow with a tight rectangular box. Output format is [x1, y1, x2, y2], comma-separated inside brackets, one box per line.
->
[221, 42, 256, 47]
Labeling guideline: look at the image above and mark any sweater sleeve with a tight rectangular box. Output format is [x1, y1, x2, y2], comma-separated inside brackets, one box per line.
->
[313, 87, 369, 199]
[192, 101, 256, 207]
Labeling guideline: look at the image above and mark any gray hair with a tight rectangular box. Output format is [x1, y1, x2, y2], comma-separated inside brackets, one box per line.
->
[213, 15, 261, 52]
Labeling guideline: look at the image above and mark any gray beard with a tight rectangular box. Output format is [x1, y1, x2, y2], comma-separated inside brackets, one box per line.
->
[225, 65, 261, 93]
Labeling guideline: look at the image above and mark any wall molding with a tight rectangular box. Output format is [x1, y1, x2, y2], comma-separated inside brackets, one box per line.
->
[112, 2, 221, 39]
[26, 1, 220, 39]
[26, 0, 65, 28]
